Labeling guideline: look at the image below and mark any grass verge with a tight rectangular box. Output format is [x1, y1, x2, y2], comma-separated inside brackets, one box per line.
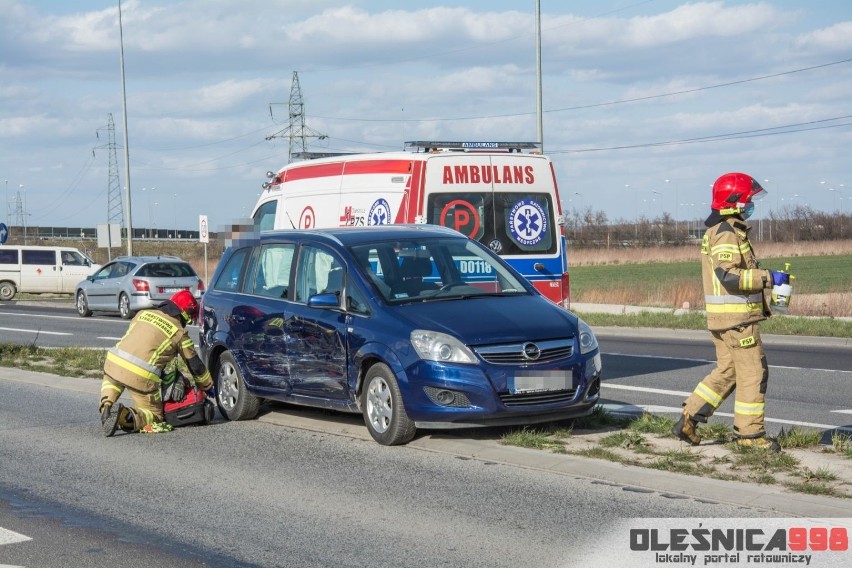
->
[0, 343, 105, 378]
[500, 406, 852, 498]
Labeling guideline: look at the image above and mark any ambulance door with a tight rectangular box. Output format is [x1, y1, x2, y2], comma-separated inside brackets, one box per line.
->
[20, 249, 61, 293]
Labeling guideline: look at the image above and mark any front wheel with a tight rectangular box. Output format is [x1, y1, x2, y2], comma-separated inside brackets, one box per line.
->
[0, 281, 16, 301]
[216, 351, 260, 421]
[362, 363, 416, 445]
[76, 291, 92, 317]
[119, 293, 135, 319]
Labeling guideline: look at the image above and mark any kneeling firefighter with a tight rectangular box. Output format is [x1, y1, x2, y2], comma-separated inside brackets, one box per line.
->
[99, 290, 215, 436]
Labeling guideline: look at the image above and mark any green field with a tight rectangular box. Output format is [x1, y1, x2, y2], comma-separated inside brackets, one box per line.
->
[569, 254, 852, 297]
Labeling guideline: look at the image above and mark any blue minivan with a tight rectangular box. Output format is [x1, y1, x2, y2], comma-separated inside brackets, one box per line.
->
[199, 225, 601, 445]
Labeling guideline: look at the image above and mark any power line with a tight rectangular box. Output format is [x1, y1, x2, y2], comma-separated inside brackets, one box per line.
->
[549, 115, 852, 154]
[306, 57, 852, 123]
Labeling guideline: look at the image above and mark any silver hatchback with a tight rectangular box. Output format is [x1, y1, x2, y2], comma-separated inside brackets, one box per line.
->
[75, 256, 204, 319]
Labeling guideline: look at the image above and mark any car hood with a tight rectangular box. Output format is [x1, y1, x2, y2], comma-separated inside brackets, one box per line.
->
[393, 295, 578, 345]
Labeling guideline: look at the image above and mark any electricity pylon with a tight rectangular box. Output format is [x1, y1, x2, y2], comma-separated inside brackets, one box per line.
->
[94, 114, 125, 227]
[266, 71, 327, 163]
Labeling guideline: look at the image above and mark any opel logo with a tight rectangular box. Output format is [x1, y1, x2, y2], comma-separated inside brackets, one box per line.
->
[521, 342, 541, 361]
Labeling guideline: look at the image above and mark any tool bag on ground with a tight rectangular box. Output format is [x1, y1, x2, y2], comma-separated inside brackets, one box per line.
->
[161, 369, 215, 427]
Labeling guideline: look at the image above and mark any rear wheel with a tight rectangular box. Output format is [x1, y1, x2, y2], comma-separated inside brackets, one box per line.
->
[119, 293, 135, 319]
[76, 291, 92, 317]
[362, 363, 416, 445]
[216, 351, 260, 421]
[0, 281, 16, 301]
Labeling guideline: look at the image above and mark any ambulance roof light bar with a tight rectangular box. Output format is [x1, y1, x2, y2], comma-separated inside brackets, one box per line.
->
[404, 141, 541, 154]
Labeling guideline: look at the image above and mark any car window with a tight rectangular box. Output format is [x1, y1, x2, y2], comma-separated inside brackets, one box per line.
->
[213, 247, 251, 292]
[0, 250, 18, 264]
[112, 262, 131, 278]
[21, 250, 56, 265]
[294, 246, 341, 304]
[253, 200, 277, 232]
[346, 284, 370, 315]
[136, 262, 195, 278]
[250, 244, 295, 299]
[61, 251, 86, 266]
[351, 238, 528, 303]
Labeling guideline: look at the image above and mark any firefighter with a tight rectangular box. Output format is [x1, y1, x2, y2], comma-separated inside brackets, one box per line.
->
[672, 173, 789, 452]
[99, 290, 215, 436]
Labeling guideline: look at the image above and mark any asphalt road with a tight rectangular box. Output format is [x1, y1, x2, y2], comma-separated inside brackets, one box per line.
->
[1, 301, 850, 436]
[0, 372, 791, 568]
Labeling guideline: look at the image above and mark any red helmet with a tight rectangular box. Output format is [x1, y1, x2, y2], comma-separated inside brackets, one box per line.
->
[711, 172, 767, 213]
[170, 289, 199, 323]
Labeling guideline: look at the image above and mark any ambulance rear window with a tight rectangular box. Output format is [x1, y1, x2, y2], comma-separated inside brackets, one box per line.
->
[425, 192, 556, 256]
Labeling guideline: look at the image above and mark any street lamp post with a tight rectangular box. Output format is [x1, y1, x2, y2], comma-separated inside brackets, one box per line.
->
[173, 193, 177, 238]
[19, 184, 27, 245]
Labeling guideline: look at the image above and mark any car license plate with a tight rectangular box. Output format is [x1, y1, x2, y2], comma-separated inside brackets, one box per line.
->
[160, 287, 188, 293]
[510, 371, 571, 394]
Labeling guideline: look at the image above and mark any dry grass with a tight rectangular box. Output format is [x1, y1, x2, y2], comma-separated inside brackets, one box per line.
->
[569, 239, 852, 266]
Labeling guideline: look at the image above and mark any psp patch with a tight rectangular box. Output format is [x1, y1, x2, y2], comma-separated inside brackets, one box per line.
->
[508, 198, 547, 247]
[368, 198, 391, 225]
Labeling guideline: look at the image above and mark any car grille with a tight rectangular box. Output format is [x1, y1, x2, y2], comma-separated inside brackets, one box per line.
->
[499, 389, 578, 407]
[474, 338, 573, 366]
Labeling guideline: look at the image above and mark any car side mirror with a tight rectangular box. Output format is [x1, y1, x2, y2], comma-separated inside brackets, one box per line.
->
[307, 292, 340, 310]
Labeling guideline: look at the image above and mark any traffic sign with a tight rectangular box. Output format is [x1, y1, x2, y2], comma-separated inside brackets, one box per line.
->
[0, 223, 8, 244]
[199, 215, 209, 243]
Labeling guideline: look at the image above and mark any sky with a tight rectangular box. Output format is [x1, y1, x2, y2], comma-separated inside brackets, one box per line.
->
[1, 0, 851, 233]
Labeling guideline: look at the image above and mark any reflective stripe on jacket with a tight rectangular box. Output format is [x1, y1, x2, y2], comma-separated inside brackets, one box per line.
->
[103, 308, 212, 393]
[701, 216, 772, 331]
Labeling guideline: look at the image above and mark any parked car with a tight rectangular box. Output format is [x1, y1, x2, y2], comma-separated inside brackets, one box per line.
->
[199, 225, 602, 445]
[0, 245, 100, 301]
[75, 255, 204, 319]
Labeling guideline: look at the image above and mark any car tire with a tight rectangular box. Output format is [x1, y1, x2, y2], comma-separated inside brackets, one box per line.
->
[0, 281, 16, 301]
[362, 363, 416, 446]
[119, 293, 135, 319]
[216, 351, 260, 421]
[76, 291, 92, 317]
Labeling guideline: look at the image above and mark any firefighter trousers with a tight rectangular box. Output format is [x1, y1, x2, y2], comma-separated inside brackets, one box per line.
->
[682, 323, 769, 438]
[99, 374, 164, 431]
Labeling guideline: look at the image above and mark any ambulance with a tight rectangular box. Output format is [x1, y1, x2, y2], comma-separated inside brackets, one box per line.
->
[249, 141, 570, 307]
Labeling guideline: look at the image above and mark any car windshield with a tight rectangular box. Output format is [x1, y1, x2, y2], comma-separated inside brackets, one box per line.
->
[350, 237, 529, 304]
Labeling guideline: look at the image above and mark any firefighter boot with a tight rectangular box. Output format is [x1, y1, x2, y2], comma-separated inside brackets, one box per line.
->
[672, 410, 701, 446]
[736, 436, 781, 453]
[101, 403, 124, 437]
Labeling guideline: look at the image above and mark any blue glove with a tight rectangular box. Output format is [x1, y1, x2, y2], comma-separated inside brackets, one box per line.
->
[770, 271, 790, 286]
[205, 386, 217, 400]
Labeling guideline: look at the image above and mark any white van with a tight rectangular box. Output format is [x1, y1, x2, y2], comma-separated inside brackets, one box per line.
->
[250, 141, 572, 308]
[0, 245, 101, 300]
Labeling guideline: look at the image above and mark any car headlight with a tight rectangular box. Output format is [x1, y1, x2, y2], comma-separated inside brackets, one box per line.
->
[410, 330, 477, 364]
[577, 318, 599, 355]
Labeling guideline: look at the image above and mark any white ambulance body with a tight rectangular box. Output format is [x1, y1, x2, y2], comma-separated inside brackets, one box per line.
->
[250, 142, 570, 307]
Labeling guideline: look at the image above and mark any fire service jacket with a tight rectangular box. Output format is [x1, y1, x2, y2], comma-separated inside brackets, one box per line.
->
[104, 304, 213, 394]
[701, 214, 773, 332]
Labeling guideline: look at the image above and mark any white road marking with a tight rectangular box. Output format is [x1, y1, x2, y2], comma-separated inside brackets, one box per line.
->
[0, 526, 32, 545]
[97, 337, 122, 341]
[830, 409, 852, 415]
[602, 383, 690, 397]
[605, 351, 852, 374]
[0, 327, 70, 336]
[0, 311, 127, 324]
[601, 398, 852, 433]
